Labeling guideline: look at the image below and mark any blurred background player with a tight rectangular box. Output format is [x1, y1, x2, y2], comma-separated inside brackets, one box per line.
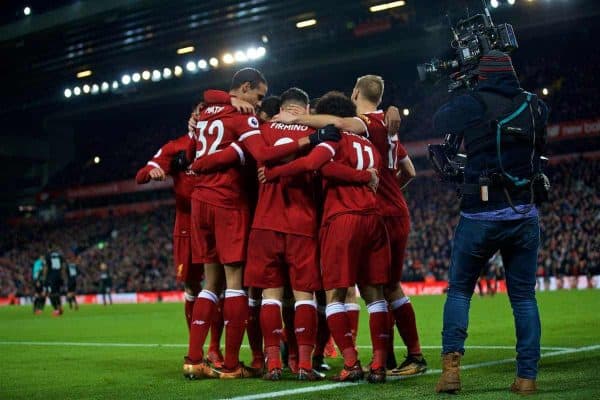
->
[99, 263, 113, 306]
[43, 248, 67, 316]
[66, 254, 79, 310]
[32, 255, 46, 314]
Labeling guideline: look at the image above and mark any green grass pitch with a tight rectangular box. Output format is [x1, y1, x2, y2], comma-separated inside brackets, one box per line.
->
[1, 290, 599, 399]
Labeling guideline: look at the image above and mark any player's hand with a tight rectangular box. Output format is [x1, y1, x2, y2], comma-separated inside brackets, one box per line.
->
[308, 124, 341, 146]
[231, 97, 255, 114]
[257, 167, 267, 183]
[258, 166, 276, 183]
[283, 104, 306, 116]
[149, 167, 166, 181]
[188, 102, 204, 134]
[385, 106, 401, 136]
[171, 150, 190, 172]
[271, 111, 297, 124]
[367, 168, 379, 193]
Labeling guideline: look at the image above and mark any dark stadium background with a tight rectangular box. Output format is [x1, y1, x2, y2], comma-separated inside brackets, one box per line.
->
[0, 0, 598, 298]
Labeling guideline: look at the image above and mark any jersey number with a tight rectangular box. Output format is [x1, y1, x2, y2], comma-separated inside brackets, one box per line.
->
[51, 257, 61, 270]
[352, 142, 374, 170]
[387, 137, 398, 170]
[196, 120, 224, 158]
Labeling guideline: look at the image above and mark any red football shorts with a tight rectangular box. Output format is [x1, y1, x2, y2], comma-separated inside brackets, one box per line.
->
[245, 229, 321, 292]
[383, 216, 410, 285]
[173, 235, 204, 283]
[191, 200, 249, 265]
[319, 213, 391, 290]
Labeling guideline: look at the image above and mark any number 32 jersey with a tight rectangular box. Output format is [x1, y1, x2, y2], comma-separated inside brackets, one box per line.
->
[321, 132, 382, 223]
[191, 104, 260, 209]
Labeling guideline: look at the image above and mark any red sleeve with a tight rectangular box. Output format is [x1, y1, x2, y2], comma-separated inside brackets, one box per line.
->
[135, 165, 153, 184]
[242, 132, 301, 163]
[190, 143, 244, 173]
[397, 142, 408, 159]
[320, 161, 371, 183]
[265, 145, 334, 180]
[204, 89, 231, 104]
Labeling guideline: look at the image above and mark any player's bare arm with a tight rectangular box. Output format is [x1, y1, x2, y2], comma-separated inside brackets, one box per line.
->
[384, 106, 401, 136]
[396, 155, 416, 189]
[273, 111, 366, 135]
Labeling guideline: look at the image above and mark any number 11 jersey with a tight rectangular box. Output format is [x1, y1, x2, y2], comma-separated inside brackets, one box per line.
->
[320, 132, 382, 223]
[191, 104, 260, 209]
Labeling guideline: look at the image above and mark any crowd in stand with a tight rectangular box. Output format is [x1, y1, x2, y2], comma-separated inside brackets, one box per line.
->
[1, 157, 597, 297]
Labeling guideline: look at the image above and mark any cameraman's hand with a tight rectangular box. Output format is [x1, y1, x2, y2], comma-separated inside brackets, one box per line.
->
[367, 168, 379, 193]
[308, 124, 341, 146]
[149, 167, 166, 181]
[385, 106, 401, 136]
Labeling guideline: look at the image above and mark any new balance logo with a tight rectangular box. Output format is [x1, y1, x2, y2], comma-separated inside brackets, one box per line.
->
[192, 320, 206, 326]
[224, 320, 229, 326]
[344, 332, 353, 338]
[295, 327, 306, 334]
[272, 329, 283, 335]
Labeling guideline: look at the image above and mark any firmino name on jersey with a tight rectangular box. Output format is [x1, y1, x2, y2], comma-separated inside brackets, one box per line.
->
[270, 123, 309, 131]
[205, 106, 225, 115]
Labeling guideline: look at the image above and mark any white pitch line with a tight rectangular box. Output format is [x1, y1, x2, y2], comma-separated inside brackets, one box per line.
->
[0, 341, 572, 352]
[218, 344, 600, 400]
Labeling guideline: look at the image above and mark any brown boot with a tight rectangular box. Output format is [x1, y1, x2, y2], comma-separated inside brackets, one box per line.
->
[510, 377, 537, 395]
[435, 352, 462, 393]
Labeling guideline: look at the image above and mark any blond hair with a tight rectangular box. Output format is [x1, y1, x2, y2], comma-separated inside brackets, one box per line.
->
[355, 75, 384, 105]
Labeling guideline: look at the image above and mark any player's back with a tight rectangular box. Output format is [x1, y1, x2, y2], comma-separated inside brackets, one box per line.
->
[252, 122, 317, 236]
[192, 104, 260, 209]
[46, 252, 64, 278]
[359, 111, 409, 218]
[321, 132, 381, 223]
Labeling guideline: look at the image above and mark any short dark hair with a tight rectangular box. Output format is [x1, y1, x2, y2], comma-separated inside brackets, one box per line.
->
[231, 67, 267, 90]
[258, 96, 281, 119]
[280, 87, 309, 107]
[315, 91, 357, 117]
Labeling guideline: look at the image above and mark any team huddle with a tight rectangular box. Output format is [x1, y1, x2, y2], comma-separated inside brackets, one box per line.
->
[135, 67, 425, 382]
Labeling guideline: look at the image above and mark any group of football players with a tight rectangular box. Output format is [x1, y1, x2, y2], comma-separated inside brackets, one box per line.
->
[135, 67, 426, 383]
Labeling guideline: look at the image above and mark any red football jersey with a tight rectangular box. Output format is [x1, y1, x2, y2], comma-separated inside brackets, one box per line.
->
[321, 132, 382, 223]
[191, 104, 261, 208]
[356, 111, 409, 218]
[252, 122, 318, 237]
[137, 134, 197, 235]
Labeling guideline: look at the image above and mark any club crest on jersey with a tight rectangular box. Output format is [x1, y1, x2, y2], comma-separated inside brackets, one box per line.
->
[205, 106, 225, 115]
[248, 116, 259, 128]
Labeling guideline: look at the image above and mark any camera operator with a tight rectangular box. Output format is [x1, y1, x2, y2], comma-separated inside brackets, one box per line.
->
[431, 51, 548, 395]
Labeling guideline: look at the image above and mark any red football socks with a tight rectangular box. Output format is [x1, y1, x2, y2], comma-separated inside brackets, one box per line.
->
[282, 301, 298, 366]
[260, 299, 283, 370]
[294, 301, 318, 370]
[187, 290, 218, 363]
[223, 290, 248, 370]
[208, 298, 224, 353]
[367, 300, 389, 370]
[346, 303, 360, 346]
[184, 292, 196, 332]
[391, 297, 422, 356]
[247, 298, 263, 360]
[326, 302, 357, 368]
[314, 306, 330, 357]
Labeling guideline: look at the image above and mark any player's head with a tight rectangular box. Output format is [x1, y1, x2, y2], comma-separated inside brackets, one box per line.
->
[257, 96, 281, 123]
[309, 97, 320, 114]
[315, 91, 357, 118]
[352, 74, 384, 106]
[100, 262, 107, 271]
[280, 87, 309, 115]
[230, 67, 268, 107]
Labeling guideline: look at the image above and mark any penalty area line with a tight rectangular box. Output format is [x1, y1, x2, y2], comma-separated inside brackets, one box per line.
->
[218, 344, 600, 400]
